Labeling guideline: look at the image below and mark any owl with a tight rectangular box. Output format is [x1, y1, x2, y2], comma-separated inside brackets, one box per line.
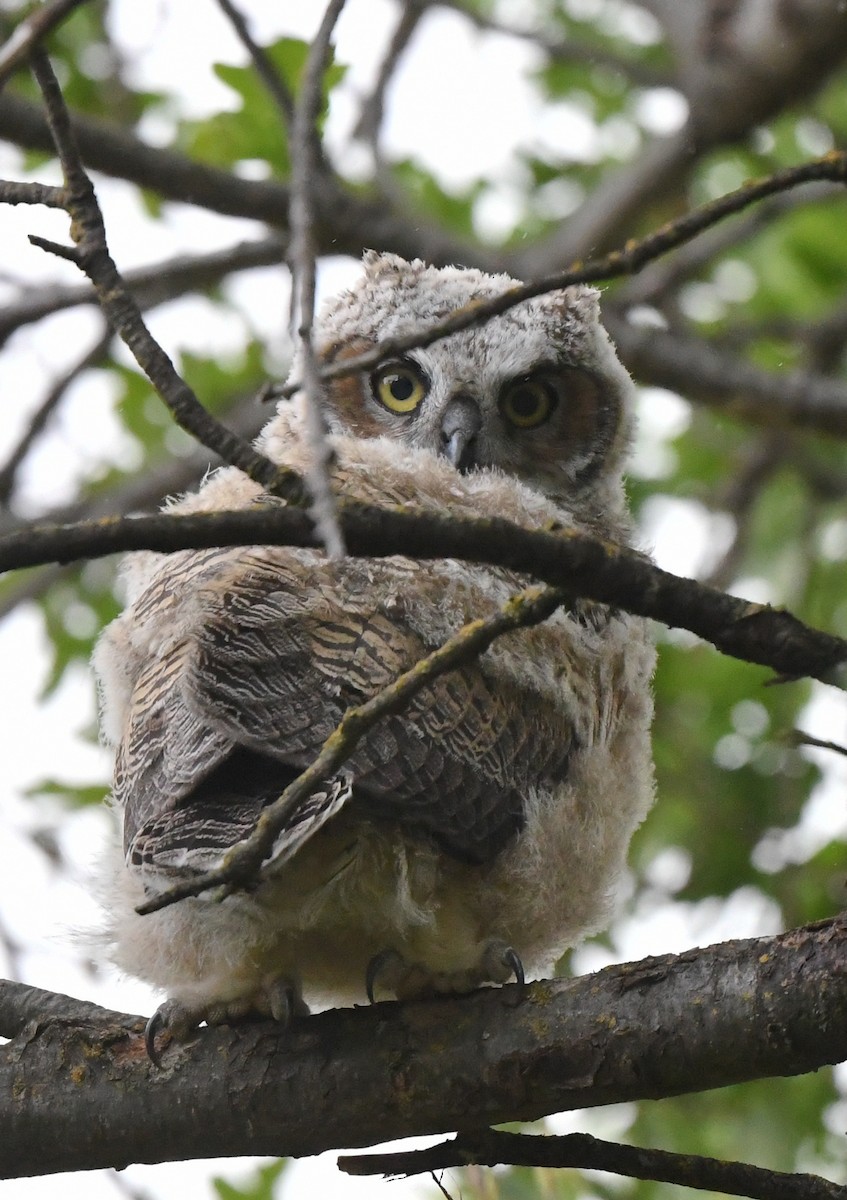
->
[93, 251, 655, 1056]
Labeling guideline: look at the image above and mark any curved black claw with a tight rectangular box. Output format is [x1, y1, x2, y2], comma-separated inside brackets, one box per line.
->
[144, 1009, 166, 1069]
[502, 947, 526, 1006]
[365, 949, 402, 1004]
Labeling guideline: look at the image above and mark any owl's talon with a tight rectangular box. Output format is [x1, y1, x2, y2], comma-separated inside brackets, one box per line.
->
[267, 978, 309, 1024]
[366, 948, 405, 1003]
[144, 1008, 166, 1068]
[502, 946, 526, 1005]
[504, 946, 525, 989]
[143, 998, 199, 1067]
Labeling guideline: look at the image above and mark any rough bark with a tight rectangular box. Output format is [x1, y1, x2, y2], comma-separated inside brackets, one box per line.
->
[2, 915, 847, 1179]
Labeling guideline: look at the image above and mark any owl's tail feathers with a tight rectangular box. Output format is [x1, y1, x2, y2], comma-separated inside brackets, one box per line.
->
[126, 747, 352, 887]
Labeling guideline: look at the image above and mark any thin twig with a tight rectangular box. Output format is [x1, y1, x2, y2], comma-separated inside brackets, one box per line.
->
[353, 1, 424, 144]
[339, 1129, 847, 1200]
[216, 0, 295, 122]
[0, 231, 285, 349]
[26, 51, 305, 505]
[617, 182, 843, 306]
[273, 151, 847, 402]
[788, 731, 847, 758]
[288, 0, 348, 558]
[136, 583, 565, 913]
[0, 0, 90, 88]
[0, 178, 66, 207]
[701, 435, 786, 591]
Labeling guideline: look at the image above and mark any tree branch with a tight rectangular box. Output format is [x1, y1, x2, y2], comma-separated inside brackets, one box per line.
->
[287, 0, 347, 557]
[26, 52, 305, 504]
[0, 323, 111, 504]
[0, 501, 844, 687]
[0, 234, 285, 347]
[3, 917, 847, 1178]
[604, 310, 847, 437]
[340, 1129, 847, 1199]
[0, 0, 91, 87]
[275, 151, 847, 401]
[0, 978, 138, 1040]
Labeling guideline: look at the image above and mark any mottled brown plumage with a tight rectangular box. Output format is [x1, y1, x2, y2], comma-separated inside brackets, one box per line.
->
[94, 252, 655, 1044]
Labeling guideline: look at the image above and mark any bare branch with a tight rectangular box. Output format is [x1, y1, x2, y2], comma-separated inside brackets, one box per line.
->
[25, 52, 305, 503]
[430, 0, 673, 87]
[0, 235, 285, 347]
[0, 390, 267, 622]
[604, 311, 847, 438]
[0, 0, 90, 87]
[788, 731, 847, 758]
[4, 917, 847, 1177]
[0, 500, 844, 687]
[288, 0, 347, 557]
[0, 977, 138, 1040]
[0, 90, 488, 269]
[618, 183, 844, 307]
[340, 1129, 847, 1199]
[353, 1, 425, 145]
[274, 151, 847, 402]
[215, 0, 294, 122]
[0, 177, 66, 208]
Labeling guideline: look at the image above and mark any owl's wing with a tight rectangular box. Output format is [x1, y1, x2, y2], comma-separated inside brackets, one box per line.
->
[179, 549, 577, 865]
[115, 545, 579, 881]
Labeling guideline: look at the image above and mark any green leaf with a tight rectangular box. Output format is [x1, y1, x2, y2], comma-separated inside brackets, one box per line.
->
[212, 1158, 287, 1200]
[180, 38, 345, 176]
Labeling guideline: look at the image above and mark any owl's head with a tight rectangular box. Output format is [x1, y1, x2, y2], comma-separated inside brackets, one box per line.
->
[308, 252, 636, 518]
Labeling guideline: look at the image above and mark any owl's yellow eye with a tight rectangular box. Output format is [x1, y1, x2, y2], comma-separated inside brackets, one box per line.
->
[372, 360, 428, 415]
[499, 378, 556, 429]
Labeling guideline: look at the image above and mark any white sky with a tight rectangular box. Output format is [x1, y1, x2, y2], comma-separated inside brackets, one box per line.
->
[1, 1, 845, 1197]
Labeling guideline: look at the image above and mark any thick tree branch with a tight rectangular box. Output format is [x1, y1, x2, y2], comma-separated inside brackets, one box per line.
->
[3, 917, 847, 1178]
[0, 89, 489, 269]
[0, 978, 137, 1040]
[604, 310, 847, 437]
[0, 501, 844, 687]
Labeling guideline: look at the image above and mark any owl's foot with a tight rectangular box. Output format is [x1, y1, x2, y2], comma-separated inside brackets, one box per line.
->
[365, 939, 525, 1004]
[144, 977, 308, 1067]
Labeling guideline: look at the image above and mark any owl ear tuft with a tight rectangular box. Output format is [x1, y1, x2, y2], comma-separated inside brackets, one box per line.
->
[547, 284, 601, 326]
[362, 250, 413, 280]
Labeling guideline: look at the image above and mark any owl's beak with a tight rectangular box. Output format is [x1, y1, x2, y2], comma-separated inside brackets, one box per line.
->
[440, 395, 482, 472]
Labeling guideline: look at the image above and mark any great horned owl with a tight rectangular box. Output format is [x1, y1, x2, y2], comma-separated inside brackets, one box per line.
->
[94, 251, 655, 1051]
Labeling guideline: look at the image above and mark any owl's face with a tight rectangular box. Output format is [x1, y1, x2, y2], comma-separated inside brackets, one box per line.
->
[314, 252, 636, 511]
